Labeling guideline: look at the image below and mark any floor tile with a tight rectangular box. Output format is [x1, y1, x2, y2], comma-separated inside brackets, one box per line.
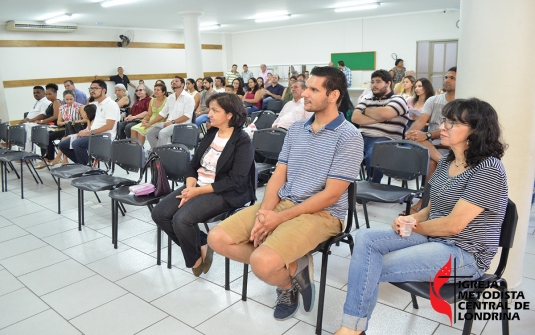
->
[42, 227, 104, 250]
[136, 316, 202, 335]
[97, 218, 155, 240]
[70, 294, 167, 335]
[10, 209, 64, 228]
[516, 277, 535, 311]
[152, 279, 241, 327]
[1, 203, 51, 219]
[0, 216, 13, 228]
[0, 234, 47, 260]
[41, 275, 128, 320]
[0, 309, 81, 335]
[18, 259, 95, 296]
[365, 302, 439, 335]
[284, 321, 333, 335]
[524, 233, 535, 255]
[0, 288, 49, 329]
[312, 253, 351, 289]
[122, 229, 162, 254]
[197, 299, 298, 335]
[148, 244, 186, 269]
[0, 245, 69, 276]
[481, 308, 535, 335]
[23, 218, 78, 238]
[0, 198, 34, 211]
[377, 282, 412, 310]
[199, 253, 250, 287]
[0, 270, 24, 296]
[86, 248, 156, 282]
[59, 205, 106, 222]
[522, 253, 535, 279]
[229, 271, 275, 307]
[0, 225, 28, 242]
[115, 265, 197, 302]
[433, 324, 463, 335]
[62, 236, 130, 265]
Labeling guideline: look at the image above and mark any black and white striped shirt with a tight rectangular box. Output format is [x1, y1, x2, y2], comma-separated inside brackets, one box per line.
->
[428, 156, 508, 271]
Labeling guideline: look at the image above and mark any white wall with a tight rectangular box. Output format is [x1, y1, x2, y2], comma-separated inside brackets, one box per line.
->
[231, 10, 460, 86]
[0, 26, 224, 121]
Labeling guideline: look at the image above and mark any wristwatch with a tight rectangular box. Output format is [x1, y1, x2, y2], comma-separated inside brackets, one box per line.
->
[426, 131, 432, 140]
[171, 120, 176, 124]
[90, 130, 95, 135]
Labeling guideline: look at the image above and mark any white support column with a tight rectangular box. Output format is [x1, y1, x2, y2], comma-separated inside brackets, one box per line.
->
[180, 11, 204, 79]
[457, 0, 535, 288]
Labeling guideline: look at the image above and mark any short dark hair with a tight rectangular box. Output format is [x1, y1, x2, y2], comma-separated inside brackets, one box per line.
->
[297, 74, 305, 80]
[290, 76, 297, 81]
[216, 76, 226, 85]
[448, 66, 457, 72]
[294, 80, 306, 89]
[232, 64, 237, 67]
[395, 58, 404, 66]
[338, 61, 345, 67]
[33, 86, 44, 92]
[203, 77, 213, 84]
[443, 98, 506, 168]
[225, 85, 234, 89]
[304, 71, 309, 74]
[45, 83, 58, 93]
[64, 80, 74, 86]
[371, 69, 393, 85]
[205, 93, 247, 128]
[310, 66, 347, 104]
[154, 83, 168, 96]
[91, 79, 107, 93]
[83, 104, 97, 122]
[174, 76, 185, 85]
[243, 64, 248, 67]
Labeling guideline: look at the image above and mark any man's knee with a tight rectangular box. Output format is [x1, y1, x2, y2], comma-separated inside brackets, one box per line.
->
[250, 246, 285, 279]
[207, 226, 234, 253]
[58, 139, 68, 151]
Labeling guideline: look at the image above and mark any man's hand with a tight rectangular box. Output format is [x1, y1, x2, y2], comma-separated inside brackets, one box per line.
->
[249, 209, 283, 247]
[176, 186, 200, 208]
[163, 121, 172, 128]
[78, 129, 91, 137]
[405, 130, 427, 143]
[141, 120, 151, 129]
[19, 118, 29, 124]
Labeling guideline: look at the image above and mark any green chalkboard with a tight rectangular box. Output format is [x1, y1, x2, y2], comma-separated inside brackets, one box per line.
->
[331, 52, 376, 71]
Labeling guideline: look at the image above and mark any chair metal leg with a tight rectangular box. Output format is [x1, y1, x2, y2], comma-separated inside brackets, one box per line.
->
[156, 226, 162, 265]
[410, 294, 419, 309]
[461, 300, 476, 335]
[362, 201, 371, 229]
[1, 162, 4, 192]
[57, 178, 61, 214]
[19, 160, 24, 199]
[315, 250, 331, 335]
[9, 162, 21, 179]
[223, 257, 231, 290]
[119, 202, 126, 213]
[81, 190, 85, 226]
[94, 192, 101, 203]
[24, 160, 39, 184]
[77, 188, 82, 231]
[498, 279, 510, 335]
[32, 160, 44, 184]
[118, 202, 126, 216]
[353, 209, 360, 230]
[241, 263, 248, 301]
[111, 199, 116, 244]
[167, 236, 172, 269]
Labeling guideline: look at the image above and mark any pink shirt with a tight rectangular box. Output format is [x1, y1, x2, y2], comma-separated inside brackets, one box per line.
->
[259, 70, 268, 83]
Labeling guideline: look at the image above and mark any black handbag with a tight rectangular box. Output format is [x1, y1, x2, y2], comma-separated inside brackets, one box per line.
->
[65, 121, 87, 135]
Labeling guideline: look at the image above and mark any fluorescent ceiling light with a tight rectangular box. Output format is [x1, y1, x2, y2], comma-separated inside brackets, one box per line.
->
[101, 0, 135, 8]
[45, 13, 72, 24]
[200, 24, 221, 31]
[333, 0, 378, 7]
[255, 15, 291, 23]
[335, 3, 380, 12]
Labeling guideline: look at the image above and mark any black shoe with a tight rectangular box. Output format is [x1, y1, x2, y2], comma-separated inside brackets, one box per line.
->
[292, 253, 315, 312]
[274, 286, 299, 321]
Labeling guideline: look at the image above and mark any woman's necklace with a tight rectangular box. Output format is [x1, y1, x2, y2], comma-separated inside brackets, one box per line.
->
[454, 160, 466, 168]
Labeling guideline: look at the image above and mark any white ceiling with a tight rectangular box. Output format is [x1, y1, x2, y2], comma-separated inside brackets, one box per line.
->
[1, 0, 461, 33]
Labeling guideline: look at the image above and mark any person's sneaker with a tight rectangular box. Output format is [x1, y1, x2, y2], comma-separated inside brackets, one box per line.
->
[274, 286, 299, 321]
[291, 253, 315, 312]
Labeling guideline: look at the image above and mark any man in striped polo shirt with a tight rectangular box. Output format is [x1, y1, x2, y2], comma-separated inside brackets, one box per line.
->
[351, 69, 409, 183]
[209, 66, 363, 321]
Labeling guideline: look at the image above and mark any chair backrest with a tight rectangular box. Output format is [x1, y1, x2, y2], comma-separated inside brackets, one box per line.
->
[0, 122, 9, 143]
[494, 199, 518, 278]
[31, 125, 49, 149]
[153, 144, 191, 182]
[171, 123, 199, 150]
[111, 139, 144, 173]
[267, 99, 284, 113]
[252, 128, 287, 160]
[88, 134, 113, 166]
[250, 110, 275, 124]
[255, 112, 278, 130]
[344, 181, 357, 234]
[7, 125, 26, 148]
[370, 140, 429, 181]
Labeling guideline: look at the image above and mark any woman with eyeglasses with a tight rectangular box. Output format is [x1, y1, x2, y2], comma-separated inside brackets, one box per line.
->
[117, 84, 152, 139]
[335, 98, 508, 335]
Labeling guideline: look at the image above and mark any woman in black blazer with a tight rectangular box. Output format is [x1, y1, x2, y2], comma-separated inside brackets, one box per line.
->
[151, 93, 255, 276]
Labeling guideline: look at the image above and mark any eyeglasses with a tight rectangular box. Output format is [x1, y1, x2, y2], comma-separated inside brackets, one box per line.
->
[440, 117, 467, 130]
[89, 87, 102, 91]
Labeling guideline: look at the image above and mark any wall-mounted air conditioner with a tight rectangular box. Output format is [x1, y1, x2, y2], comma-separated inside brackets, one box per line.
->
[6, 20, 78, 33]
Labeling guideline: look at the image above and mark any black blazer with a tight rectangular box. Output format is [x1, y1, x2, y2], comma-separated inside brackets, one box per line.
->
[185, 127, 256, 208]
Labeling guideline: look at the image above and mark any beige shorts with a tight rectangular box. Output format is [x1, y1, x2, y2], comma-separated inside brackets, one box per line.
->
[218, 199, 343, 267]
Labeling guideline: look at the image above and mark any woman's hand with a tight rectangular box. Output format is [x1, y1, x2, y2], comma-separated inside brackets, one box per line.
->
[391, 216, 417, 236]
[176, 186, 200, 208]
[141, 120, 151, 128]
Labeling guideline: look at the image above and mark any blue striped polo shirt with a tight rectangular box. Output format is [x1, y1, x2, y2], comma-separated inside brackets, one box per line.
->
[277, 112, 364, 220]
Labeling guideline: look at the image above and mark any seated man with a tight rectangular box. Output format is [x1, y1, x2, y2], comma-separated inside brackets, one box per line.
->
[63, 80, 88, 105]
[18, 86, 49, 150]
[214, 76, 226, 93]
[261, 74, 285, 109]
[59, 80, 119, 165]
[194, 77, 216, 127]
[272, 80, 312, 131]
[208, 66, 363, 321]
[145, 76, 194, 148]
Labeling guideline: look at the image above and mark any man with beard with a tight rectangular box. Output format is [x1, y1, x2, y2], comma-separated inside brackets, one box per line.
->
[194, 77, 216, 127]
[59, 79, 119, 165]
[145, 76, 194, 148]
[208, 66, 363, 321]
[351, 69, 408, 183]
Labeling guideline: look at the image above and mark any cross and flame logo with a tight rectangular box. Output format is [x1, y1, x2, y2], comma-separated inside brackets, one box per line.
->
[430, 255, 453, 326]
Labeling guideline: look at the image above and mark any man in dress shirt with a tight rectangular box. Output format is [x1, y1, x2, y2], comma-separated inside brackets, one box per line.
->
[259, 64, 269, 83]
[63, 80, 88, 105]
[242, 64, 254, 87]
[272, 81, 312, 130]
[145, 76, 194, 148]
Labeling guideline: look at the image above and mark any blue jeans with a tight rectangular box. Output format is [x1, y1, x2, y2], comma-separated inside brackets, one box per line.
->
[341, 229, 484, 331]
[59, 136, 90, 165]
[246, 106, 259, 115]
[195, 114, 210, 127]
[363, 136, 390, 183]
[262, 96, 273, 109]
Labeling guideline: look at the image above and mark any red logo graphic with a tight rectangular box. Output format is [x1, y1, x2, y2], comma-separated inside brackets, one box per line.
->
[430, 255, 453, 326]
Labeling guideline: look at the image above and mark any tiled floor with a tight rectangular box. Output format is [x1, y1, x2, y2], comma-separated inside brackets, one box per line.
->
[0, 164, 534, 335]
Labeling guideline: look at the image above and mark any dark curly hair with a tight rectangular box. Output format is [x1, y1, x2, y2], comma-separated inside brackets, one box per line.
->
[205, 93, 247, 128]
[443, 98, 506, 167]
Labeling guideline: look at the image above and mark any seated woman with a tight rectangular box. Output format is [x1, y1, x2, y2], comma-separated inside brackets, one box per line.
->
[114, 84, 131, 119]
[335, 98, 508, 335]
[397, 75, 416, 100]
[257, 77, 265, 89]
[406, 78, 434, 122]
[117, 84, 151, 139]
[57, 104, 97, 164]
[282, 76, 296, 103]
[232, 78, 245, 96]
[35, 83, 61, 169]
[151, 93, 255, 277]
[186, 78, 201, 111]
[47, 90, 89, 166]
[242, 78, 263, 115]
[131, 83, 167, 146]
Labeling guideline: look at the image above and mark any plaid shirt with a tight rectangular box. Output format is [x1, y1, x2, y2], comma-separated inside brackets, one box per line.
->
[341, 67, 352, 87]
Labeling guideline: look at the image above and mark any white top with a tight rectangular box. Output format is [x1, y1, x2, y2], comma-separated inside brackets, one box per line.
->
[90, 96, 120, 139]
[272, 98, 313, 130]
[197, 132, 230, 186]
[27, 97, 49, 119]
[158, 90, 194, 122]
[214, 88, 226, 93]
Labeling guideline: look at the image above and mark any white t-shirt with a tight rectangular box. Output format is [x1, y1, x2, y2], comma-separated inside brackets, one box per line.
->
[27, 97, 49, 119]
[158, 90, 194, 122]
[214, 87, 226, 93]
[272, 98, 313, 130]
[196, 132, 230, 186]
[90, 97, 120, 139]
